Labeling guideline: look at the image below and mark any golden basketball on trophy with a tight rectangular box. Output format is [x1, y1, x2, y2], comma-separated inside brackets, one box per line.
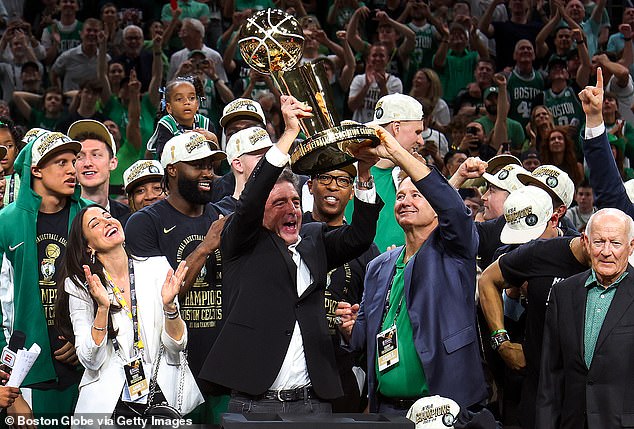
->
[238, 8, 379, 175]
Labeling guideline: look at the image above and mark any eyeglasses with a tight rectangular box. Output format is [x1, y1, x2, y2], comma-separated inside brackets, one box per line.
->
[315, 174, 353, 188]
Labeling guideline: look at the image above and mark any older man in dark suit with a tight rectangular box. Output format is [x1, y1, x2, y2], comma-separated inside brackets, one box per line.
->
[199, 95, 383, 414]
[536, 208, 634, 429]
[536, 67, 634, 429]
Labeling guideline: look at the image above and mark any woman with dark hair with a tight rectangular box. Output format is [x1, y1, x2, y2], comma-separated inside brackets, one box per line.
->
[540, 126, 584, 186]
[56, 205, 203, 418]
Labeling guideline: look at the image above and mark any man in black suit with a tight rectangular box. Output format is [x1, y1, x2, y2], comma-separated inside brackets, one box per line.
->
[536, 207, 634, 429]
[200, 95, 383, 413]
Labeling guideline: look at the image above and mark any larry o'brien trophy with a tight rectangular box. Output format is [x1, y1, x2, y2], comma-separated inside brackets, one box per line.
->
[238, 8, 379, 175]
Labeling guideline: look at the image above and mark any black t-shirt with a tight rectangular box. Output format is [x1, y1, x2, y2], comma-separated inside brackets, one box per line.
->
[498, 236, 587, 381]
[33, 204, 81, 389]
[124, 199, 233, 380]
[109, 198, 131, 222]
[302, 211, 379, 371]
[211, 172, 236, 203]
[476, 216, 506, 270]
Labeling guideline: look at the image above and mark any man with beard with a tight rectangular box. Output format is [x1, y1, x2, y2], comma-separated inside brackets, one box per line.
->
[303, 163, 380, 412]
[124, 131, 231, 424]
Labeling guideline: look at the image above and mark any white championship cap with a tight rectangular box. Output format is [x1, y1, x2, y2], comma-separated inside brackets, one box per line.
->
[160, 131, 226, 168]
[500, 186, 553, 244]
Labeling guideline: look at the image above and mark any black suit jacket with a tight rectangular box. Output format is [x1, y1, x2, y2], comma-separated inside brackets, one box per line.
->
[199, 157, 383, 399]
[536, 265, 634, 429]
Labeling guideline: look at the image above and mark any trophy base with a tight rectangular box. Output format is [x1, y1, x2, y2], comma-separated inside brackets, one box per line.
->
[290, 124, 379, 175]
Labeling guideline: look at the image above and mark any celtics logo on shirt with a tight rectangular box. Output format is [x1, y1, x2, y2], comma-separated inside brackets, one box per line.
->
[37, 234, 67, 326]
[176, 234, 223, 330]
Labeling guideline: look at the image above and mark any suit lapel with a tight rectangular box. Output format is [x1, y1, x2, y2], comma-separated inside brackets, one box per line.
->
[572, 275, 589, 363]
[270, 232, 297, 290]
[369, 249, 402, 332]
[297, 235, 320, 299]
[593, 267, 634, 353]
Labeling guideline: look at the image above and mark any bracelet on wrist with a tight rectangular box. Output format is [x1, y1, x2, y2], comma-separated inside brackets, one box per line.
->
[490, 328, 508, 336]
[164, 304, 180, 319]
[92, 323, 107, 331]
[490, 331, 510, 350]
[164, 309, 180, 319]
[357, 175, 375, 190]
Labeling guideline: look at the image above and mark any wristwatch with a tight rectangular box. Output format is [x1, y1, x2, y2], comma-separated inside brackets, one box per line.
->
[490, 332, 510, 350]
[357, 176, 375, 189]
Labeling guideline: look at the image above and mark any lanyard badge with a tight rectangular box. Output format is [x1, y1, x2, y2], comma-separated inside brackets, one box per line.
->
[377, 325, 399, 372]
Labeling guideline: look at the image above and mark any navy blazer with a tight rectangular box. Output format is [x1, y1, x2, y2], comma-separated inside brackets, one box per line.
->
[350, 169, 488, 411]
[583, 130, 634, 217]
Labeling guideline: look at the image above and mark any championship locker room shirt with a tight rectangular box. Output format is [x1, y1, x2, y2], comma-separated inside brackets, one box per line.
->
[34, 203, 81, 388]
[124, 199, 231, 378]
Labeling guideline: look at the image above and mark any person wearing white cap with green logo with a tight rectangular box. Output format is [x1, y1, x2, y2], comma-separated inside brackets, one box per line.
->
[224, 126, 273, 201]
[123, 160, 166, 213]
[125, 131, 231, 424]
[211, 98, 267, 203]
[479, 186, 587, 429]
[0, 129, 91, 421]
[345, 93, 424, 252]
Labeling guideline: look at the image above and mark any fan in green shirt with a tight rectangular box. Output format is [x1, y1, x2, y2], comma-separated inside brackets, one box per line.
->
[432, 22, 489, 104]
[476, 86, 526, 152]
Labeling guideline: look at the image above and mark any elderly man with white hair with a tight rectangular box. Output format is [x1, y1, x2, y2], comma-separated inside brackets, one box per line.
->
[167, 17, 227, 82]
[112, 24, 153, 92]
[537, 208, 634, 429]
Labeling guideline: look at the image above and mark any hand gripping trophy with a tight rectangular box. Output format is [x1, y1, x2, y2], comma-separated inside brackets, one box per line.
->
[238, 8, 379, 175]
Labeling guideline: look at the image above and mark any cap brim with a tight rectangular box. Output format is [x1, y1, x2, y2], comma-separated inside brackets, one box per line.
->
[516, 173, 560, 204]
[482, 172, 514, 193]
[124, 174, 164, 194]
[164, 150, 227, 168]
[339, 162, 357, 178]
[500, 221, 548, 244]
[229, 143, 273, 162]
[485, 155, 521, 174]
[67, 120, 116, 155]
[219, 111, 265, 128]
[37, 141, 82, 166]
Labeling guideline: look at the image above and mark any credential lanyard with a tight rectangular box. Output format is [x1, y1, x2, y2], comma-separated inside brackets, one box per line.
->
[104, 258, 144, 357]
[8, 173, 15, 203]
[380, 250, 406, 327]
